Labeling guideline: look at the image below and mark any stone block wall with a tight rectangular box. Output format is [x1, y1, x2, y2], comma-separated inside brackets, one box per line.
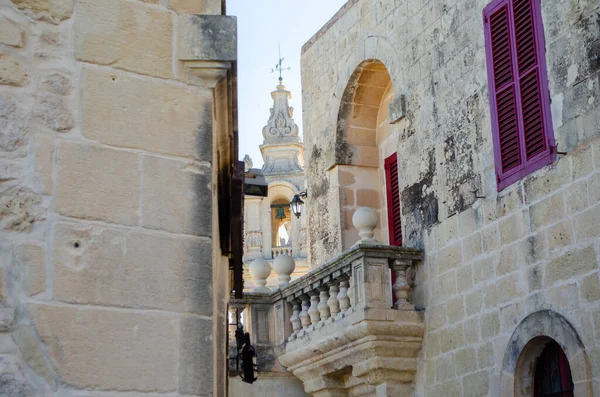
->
[0, 0, 232, 395]
[301, 0, 600, 396]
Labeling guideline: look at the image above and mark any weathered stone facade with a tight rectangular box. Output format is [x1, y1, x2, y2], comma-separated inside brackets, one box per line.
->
[299, 0, 600, 396]
[0, 0, 237, 396]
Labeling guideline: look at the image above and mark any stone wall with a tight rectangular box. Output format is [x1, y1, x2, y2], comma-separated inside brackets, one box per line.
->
[0, 0, 235, 395]
[301, 0, 600, 396]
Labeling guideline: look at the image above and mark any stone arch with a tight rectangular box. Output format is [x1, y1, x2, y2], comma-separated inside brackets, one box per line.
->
[334, 59, 391, 167]
[500, 310, 593, 397]
[330, 57, 403, 250]
[263, 181, 302, 258]
[328, 36, 404, 151]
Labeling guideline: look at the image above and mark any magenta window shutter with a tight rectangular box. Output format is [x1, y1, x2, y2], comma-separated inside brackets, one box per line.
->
[484, 0, 555, 191]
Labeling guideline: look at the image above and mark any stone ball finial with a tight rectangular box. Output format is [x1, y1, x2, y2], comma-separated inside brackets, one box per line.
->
[273, 254, 295, 287]
[352, 207, 379, 245]
[249, 257, 271, 292]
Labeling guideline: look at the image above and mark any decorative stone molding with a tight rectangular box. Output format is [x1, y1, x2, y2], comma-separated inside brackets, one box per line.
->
[246, 231, 262, 248]
[262, 84, 299, 143]
[176, 14, 237, 88]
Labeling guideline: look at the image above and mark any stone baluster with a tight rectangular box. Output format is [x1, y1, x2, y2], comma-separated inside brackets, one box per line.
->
[337, 278, 351, 315]
[347, 275, 354, 308]
[308, 292, 320, 326]
[299, 295, 311, 330]
[317, 286, 331, 323]
[392, 259, 414, 310]
[327, 281, 340, 318]
[289, 300, 302, 341]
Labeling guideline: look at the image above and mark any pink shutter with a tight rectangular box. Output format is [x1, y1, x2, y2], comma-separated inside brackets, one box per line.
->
[384, 153, 402, 246]
[484, 0, 555, 191]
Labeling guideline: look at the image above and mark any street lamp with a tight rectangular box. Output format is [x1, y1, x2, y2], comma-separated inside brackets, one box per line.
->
[290, 191, 307, 218]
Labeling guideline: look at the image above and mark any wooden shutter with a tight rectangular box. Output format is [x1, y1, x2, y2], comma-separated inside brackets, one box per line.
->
[384, 153, 402, 246]
[484, 0, 555, 191]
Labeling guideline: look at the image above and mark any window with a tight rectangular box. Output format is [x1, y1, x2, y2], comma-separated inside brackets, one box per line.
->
[483, 0, 555, 191]
[534, 340, 574, 397]
[384, 153, 402, 246]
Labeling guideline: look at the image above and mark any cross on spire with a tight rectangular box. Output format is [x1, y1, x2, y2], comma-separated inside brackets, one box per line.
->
[271, 41, 291, 83]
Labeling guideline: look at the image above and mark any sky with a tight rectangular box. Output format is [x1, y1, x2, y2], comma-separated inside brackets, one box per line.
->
[228, 0, 348, 168]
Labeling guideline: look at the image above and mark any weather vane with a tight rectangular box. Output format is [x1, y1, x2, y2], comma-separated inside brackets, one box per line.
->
[271, 41, 291, 83]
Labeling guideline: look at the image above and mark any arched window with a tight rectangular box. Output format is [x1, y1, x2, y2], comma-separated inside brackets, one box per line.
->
[534, 340, 574, 397]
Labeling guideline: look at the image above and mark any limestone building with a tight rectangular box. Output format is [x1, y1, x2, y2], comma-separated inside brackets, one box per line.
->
[242, 78, 309, 292]
[232, 0, 600, 396]
[0, 0, 240, 396]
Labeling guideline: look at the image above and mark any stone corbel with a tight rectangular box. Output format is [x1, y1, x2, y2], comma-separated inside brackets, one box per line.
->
[177, 14, 237, 88]
[388, 94, 406, 124]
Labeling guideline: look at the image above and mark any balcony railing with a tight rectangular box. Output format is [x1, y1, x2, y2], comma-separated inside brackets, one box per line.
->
[272, 245, 292, 259]
[230, 208, 425, 396]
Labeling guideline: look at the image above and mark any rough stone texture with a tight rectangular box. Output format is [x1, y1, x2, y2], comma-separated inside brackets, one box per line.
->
[52, 221, 212, 314]
[55, 140, 140, 226]
[0, 355, 28, 397]
[29, 303, 178, 392]
[11, 0, 73, 23]
[74, 0, 173, 79]
[0, 159, 23, 182]
[0, 187, 44, 232]
[0, 52, 29, 86]
[0, 305, 15, 332]
[40, 71, 72, 96]
[169, 0, 221, 14]
[33, 91, 73, 131]
[0, 16, 25, 47]
[15, 244, 46, 297]
[81, 67, 212, 160]
[0, 93, 28, 151]
[142, 155, 212, 236]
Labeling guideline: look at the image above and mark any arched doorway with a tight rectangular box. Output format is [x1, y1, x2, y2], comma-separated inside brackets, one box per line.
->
[534, 340, 574, 397]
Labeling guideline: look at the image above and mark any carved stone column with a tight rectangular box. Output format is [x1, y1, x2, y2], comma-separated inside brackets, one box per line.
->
[289, 299, 301, 341]
[327, 282, 340, 318]
[391, 259, 413, 310]
[317, 286, 331, 323]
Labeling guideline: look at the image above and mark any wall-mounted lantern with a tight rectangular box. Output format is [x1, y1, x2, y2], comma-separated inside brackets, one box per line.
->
[290, 191, 307, 218]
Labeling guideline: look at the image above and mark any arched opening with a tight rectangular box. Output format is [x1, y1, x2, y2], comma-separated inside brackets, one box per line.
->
[271, 198, 292, 249]
[500, 310, 592, 397]
[334, 59, 399, 249]
[534, 340, 574, 397]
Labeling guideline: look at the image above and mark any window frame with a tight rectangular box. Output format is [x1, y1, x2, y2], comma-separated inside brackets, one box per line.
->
[483, 0, 556, 191]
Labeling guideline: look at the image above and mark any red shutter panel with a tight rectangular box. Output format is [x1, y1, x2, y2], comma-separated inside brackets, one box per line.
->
[513, 0, 547, 160]
[484, 0, 555, 191]
[384, 153, 402, 246]
[486, 3, 522, 175]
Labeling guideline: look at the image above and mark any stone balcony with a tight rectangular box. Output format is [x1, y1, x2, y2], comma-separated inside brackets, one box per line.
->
[230, 209, 424, 397]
